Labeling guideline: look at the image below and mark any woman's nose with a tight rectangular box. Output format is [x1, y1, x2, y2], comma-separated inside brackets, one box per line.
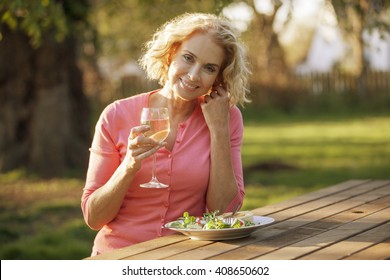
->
[188, 65, 200, 81]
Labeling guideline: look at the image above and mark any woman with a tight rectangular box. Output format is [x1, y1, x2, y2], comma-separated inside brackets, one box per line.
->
[81, 12, 251, 256]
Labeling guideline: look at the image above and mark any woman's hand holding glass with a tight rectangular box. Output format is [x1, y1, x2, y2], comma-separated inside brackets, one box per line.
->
[125, 125, 164, 172]
[125, 108, 170, 188]
[140, 108, 170, 188]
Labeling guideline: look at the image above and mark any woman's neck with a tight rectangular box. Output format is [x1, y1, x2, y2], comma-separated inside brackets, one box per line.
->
[155, 86, 198, 123]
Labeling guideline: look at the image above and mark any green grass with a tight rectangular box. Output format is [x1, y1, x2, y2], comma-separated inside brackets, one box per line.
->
[240, 111, 390, 210]
[0, 174, 96, 259]
[1, 109, 389, 259]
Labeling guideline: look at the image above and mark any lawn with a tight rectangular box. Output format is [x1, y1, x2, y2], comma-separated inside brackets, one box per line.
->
[241, 113, 390, 210]
[1, 110, 389, 259]
[0, 173, 95, 259]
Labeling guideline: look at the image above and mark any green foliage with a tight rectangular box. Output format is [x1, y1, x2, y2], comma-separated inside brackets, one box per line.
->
[0, 0, 89, 47]
[330, 0, 390, 34]
[92, 0, 233, 58]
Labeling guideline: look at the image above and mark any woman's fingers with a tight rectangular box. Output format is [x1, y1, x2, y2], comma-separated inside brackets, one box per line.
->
[203, 86, 228, 104]
[129, 125, 149, 140]
[129, 125, 159, 148]
[125, 126, 164, 170]
[135, 144, 163, 159]
[129, 135, 156, 149]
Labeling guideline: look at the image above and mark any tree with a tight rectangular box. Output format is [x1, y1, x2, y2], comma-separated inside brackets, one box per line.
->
[0, 0, 91, 177]
[329, 0, 390, 79]
[243, 0, 289, 87]
[229, 0, 301, 109]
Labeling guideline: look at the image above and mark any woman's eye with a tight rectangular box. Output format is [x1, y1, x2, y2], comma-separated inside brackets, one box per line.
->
[183, 54, 193, 62]
[205, 65, 216, 73]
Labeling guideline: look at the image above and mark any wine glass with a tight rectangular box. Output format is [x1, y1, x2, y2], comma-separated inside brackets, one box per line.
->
[140, 107, 170, 188]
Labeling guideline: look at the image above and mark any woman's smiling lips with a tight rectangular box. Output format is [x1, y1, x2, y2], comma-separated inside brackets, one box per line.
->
[180, 78, 199, 91]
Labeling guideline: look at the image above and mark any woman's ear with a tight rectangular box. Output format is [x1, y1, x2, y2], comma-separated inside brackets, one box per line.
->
[213, 78, 226, 90]
[213, 75, 223, 87]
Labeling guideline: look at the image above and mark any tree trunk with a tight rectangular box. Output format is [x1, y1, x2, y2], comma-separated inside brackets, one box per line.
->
[0, 26, 90, 177]
[246, 1, 289, 88]
[330, 0, 368, 95]
[343, 5, 364, 77]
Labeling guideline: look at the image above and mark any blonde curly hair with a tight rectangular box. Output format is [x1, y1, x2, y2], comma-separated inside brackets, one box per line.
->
[139, 13, 251, 106]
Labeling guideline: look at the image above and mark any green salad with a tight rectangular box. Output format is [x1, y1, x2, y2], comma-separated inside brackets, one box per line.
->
[168, 211, 254, 230]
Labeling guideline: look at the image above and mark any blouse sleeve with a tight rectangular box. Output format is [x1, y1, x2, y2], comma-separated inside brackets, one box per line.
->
[81, 104, 121, 225]
[224, 106, 245, 212]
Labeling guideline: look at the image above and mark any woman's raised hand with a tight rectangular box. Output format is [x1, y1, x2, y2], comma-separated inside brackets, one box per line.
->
[201, 85, 230, 133]
[125, 125, 164, 170]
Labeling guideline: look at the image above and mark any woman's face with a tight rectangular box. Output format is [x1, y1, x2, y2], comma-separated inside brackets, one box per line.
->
[166, 32, 225, 102]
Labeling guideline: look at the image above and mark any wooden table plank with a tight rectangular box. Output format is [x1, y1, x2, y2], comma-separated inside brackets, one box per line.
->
[159, 183, 389, 260]
[253, 206, 390, 260]
[163, 241, 243, 260]
[254, 180, 370, 216]
[85, 234, 187, 260]
[164, 185, 390, 260]
[208, 191, 390, 260]
[85, 180, 390, 260]
[299, 221, 390, 260]
[123, 239, 214, 260]
[253, 180, 389, 223]
[343, 237, 390, 260]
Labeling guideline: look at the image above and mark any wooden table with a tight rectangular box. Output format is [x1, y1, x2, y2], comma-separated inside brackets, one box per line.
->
[87, 179, 390, 260]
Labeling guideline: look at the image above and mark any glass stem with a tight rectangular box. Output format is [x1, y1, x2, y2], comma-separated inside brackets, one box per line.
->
[151, 153, 157, 181]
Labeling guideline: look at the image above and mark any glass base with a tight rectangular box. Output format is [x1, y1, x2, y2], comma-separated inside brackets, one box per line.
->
[140, 179, 169, 188]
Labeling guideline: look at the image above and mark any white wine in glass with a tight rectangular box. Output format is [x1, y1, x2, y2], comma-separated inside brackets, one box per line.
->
[140, 107, 170, 188]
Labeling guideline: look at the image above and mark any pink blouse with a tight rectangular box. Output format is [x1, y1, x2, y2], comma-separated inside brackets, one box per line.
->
[81, 90, 245, 255]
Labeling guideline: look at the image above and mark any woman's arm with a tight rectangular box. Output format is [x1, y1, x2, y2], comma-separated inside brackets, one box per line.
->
[85, 162, 136, 230]
[201, 87, 244, 212]
[82, 124, 162, 230]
